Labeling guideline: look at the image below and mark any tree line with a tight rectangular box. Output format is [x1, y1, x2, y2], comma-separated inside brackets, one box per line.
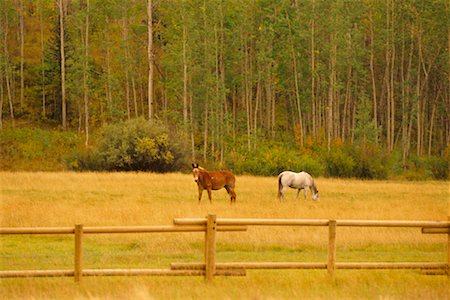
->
[0, 0, 448, 173]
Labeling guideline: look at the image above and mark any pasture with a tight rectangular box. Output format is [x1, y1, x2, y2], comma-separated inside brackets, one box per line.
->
[0, 171, 448, 299]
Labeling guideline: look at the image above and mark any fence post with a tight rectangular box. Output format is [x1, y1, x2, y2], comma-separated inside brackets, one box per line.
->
[205, 214, 217, 283]
[327, 220, 337, 277]
[74, 224, 83, 283]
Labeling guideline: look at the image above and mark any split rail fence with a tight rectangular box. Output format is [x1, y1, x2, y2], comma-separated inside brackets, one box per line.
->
[0, 215, 449, 282]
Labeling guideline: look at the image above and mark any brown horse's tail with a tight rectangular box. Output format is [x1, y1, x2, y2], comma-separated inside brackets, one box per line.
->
[277, 173, 283, 199]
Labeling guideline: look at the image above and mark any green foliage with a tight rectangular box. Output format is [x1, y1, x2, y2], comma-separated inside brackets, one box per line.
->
[225, 140, 324, 177]
[403, 155, 449, 181]
[354, 95, 379, 145]
[74, 118, 187, 172]
[351, 144, 388, 179]
[0, 125, 447, 181]
[425, 156, 449, 180]
[323, 146, 356, 178]
[323, 142, 388, 179]
[0, 128, 79, 171]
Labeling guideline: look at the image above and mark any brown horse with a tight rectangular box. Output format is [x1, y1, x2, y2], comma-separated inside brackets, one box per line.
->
[191, 163, 236, 204]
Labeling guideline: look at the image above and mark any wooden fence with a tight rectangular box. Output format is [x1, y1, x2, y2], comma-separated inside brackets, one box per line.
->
[1, 215, 449, 282]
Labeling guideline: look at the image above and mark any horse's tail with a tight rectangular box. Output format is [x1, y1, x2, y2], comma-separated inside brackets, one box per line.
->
[277, 173, 283, 199]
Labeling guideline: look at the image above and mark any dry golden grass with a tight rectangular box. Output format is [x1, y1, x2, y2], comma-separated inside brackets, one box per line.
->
[0, 172, 449, 299]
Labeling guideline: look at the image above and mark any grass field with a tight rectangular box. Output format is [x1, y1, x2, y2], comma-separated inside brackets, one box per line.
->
[0, 172, 449, 299]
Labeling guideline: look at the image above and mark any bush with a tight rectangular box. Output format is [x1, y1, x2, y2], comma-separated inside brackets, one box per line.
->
[75, 118, 187, 172]
[405, 155, 449, 180]
[0, 128, 79, 171]
[225, 141, 323, 177]
[425, 156, 448, 180]
[351, 144, 388, 179]
[321, 142, 389, 179]
[323, 147, 355, 177]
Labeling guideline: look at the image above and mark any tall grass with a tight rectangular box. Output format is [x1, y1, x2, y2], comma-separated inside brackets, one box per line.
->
[0, 172, 448, 299]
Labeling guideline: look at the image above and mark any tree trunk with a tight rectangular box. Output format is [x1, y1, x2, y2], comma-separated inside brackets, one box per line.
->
[254, 76, 261, 145]
[447, 22, 450, 148]
[219, 1, 226, 162]
[243, 34, 251, 150]
[147, 0, 154, 121]
[400, 18, 406, 166]
[384, 0, 392, 152]
[342, 66, 351, 141]
[2, 9, 15, 127]
[311, 0, 316, 139]
[59, 0, 67, 129]
[182, 17, 188, 125]
[286, 10, 303, 147]
[232, 87, 236, 142]
[266, 69, 273, 138]
[122, 14, 131, 120]
[428, 103, 436, 155]
[189, 92, 195, 162]
[416, 21, 422, 156]
[0, 72, 3, 129]
[6, 62, 15, 128]
[327, 33, 336, 151]
[402, 25, 414, 166]
[203, 101, 208, 162]
[83, 0, 90, 147]
[19, 0, 25, 112]
[132, 76, 138, 117]
[389, 0, 395, 152]
[105, 22, 112, 119]
[369, 9, 377, 143]
[39, 0, 46, 118]
[214, 22, 220, 159]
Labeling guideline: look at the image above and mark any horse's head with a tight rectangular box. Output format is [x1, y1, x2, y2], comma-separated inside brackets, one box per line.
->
[312, 190, 319, 201]
[192, 163, 200, 183]
[311, 179, 319, 201]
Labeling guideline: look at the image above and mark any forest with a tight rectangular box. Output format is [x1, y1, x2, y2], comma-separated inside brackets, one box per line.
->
[0, 0, 448, 179]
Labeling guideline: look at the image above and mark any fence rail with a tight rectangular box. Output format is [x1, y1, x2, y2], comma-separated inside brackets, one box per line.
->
[0, 269, 246, 278]
[173, 218, 450, 228]
[0, 225, 247, 234]
[1, 216, 449, 282]
[170, 262, 448, 270]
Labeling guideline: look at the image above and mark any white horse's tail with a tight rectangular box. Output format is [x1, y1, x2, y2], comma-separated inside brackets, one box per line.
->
[277, 173, 283, 199]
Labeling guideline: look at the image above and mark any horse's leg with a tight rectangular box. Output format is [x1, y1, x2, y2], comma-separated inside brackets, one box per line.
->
[198, 187, 203, 204]
[296, 189, 301, 200]
[279, 186, 286, 202]
[207, 188, 212, 203]
[304, 188, 307, 201]
[231, 189, 236, 204]
[225, 186, 236, 204]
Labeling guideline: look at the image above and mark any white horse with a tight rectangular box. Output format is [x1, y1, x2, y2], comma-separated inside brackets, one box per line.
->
[277, 171, 319, 202]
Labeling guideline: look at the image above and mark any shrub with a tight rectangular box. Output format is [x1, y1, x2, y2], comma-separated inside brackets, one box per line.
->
[397, 154, 448, 181]
[0, 128, 79, 171]
[323, 147, 355, 177]
[425, 156, 448, 180]
[225, 142, 323, 177]
[351, 144, 388, 179]
[75, 118, 187, 172]
[412, 155, 449, 180]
